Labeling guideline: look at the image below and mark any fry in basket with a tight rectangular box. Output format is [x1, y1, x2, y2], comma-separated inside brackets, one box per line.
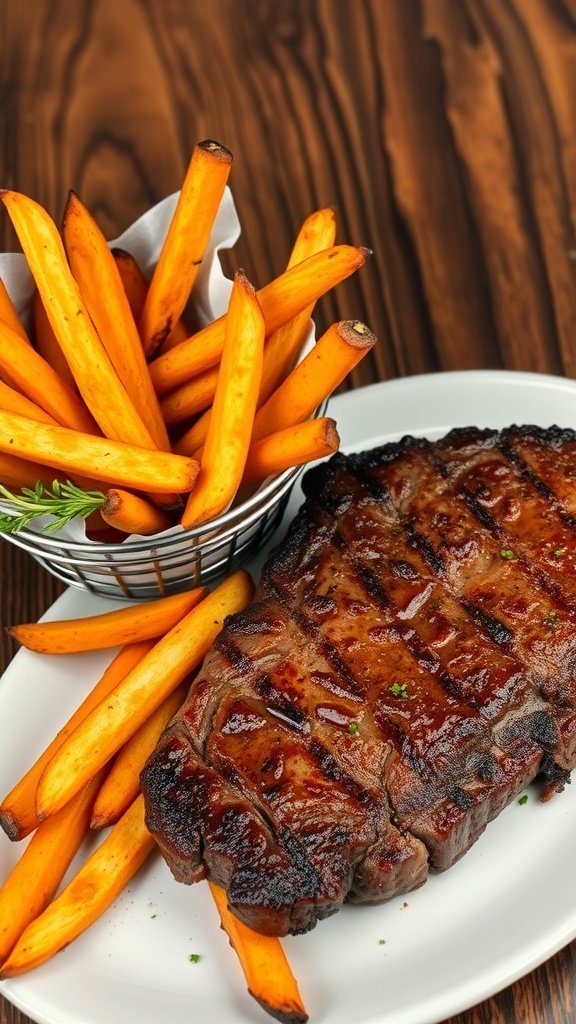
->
[139, 140, 233, 358]
[0, 453, 58, 492]
[9, 587, 207, 655]
[0, 190, 157, 449]
[90, 681, 188, 828]
[0, 410, 199, 493]
[0, 642, 155, 841]
[0, 794, 155, 978]
[0, 379, 58, 425]
[209, 883, 308, 1024]
[113, 248, 190, 350]
[149, 244, 370, 397]
[35, 571, 254, 818]
[0, 278, 29, 344]
[64, 194, 170, 452]
[161, 365, 219, 427]
[112, 248, 148, 321]
[182, 272, 264, 528]
[252, 320, 376, 442]
[0, 321, 97, 433]
[33, 291, 78, 391]
[0, 771, 104, 964]
[174, 207, 337, 456]
[242, 417, 340, 486]
[100, 489, 172, 536]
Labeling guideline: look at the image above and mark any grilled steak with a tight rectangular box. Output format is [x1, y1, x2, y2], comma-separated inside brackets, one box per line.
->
[142, 425, 576, 936]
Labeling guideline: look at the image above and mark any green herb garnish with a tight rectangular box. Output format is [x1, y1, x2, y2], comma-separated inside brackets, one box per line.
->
[518, 794, 528, 806]
[544, 610, 560, 627]
[378, 939, 387, 945]
[188, 953, 201, 964]
[348, 722, 359, 735]
[0, 480, 105, 534]
[389, 683, 410, 700]
[553, 547, 567, 557]
[500, 549, 515, 560]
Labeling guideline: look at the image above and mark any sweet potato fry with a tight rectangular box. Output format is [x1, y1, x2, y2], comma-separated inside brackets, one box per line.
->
[0, 794, 155, 978]
[112, 248, 148, 321]
[209, 882, 308, 1024]
[33, 291, 78, 391]
[0, 320, 96, 433]
[101, 489, 172, 536]
[0, 379, 58, 425]
[174, 208, 337, 456]
[64, 194, 170, 452]
[0, 278, 29, 344]
[35, 571, 254, 818]
[242, 417, 340, 486]
[149, 244, 370, 397]
[161, 315, 191, 351]
[9, 586, 207, 655]
[0, 642, 154, 841]
[0, 771, 104, 964]
[0, 452, 57, 492]
[0, 190, 157, 448]
[140, 140, 233, 358]
[252, 320, 376, 442]
[182, 272, 264, 528]
[90, 681, 188, 829]
[0, 410, 199, 493]
[161, 365, 219, 427]
[113, 248, 189, 350]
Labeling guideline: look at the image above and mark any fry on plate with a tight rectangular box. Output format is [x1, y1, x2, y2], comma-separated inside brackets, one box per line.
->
[0, 795, 156, 978]
[182, 272, 264, 528]
[209, 882, 308, 1024]
[0, 277, 29, 343]
[0, 642, 155, 841]
[35, 571, 254, 818]
[0, 772, 104, 964]
[90, 682, 188, 829]
[9, 587, 207, 654]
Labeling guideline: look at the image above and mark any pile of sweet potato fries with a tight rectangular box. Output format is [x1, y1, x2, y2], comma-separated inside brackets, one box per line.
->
[0, 138, 378, 1020]
[0, 579, 309, 1022]
[0, 138, 375, 538]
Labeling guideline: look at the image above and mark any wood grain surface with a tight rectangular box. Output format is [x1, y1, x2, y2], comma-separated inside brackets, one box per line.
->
[1, 1, 576, 1022]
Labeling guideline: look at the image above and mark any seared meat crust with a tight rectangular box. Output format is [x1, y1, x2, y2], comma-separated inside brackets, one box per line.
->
[142, 426, 576, 935]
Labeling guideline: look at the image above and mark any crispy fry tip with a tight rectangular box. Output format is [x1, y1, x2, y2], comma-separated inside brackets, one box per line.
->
[337, 320, 376, 349]
[324, 418, 340, 447]
[0, 808, 19, 842]
[251, 994, 309, 1024]
[197, 139, 233, 163]
[234, 268, 257, 297]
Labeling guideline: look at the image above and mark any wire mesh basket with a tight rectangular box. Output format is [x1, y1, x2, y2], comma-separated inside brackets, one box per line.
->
[1, 462, 305, 599]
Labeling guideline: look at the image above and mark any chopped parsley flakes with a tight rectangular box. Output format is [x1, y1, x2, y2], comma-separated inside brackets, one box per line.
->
[553, 547, 567, 557]
[389, 682, 410, 700]
[188, 953, 201, 964]
[518, 794, 528, 806]
[348, 721, 359, 735]
[500, 548, 515, 560]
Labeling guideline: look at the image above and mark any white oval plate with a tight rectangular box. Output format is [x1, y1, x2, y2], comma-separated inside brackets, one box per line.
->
[2, 370, 576, 1024]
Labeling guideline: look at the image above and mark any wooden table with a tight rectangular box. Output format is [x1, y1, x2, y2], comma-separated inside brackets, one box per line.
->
[1, 1, 576, 1021]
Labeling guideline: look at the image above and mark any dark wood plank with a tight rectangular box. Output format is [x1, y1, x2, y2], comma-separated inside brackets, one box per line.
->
[2, 2, 576, 1023]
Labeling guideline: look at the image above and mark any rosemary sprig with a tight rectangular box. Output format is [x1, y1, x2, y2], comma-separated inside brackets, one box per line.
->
[0, 480, 106, 534]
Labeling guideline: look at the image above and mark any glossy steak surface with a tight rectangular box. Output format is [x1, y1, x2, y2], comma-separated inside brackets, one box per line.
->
[142, 426, 576, 935]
